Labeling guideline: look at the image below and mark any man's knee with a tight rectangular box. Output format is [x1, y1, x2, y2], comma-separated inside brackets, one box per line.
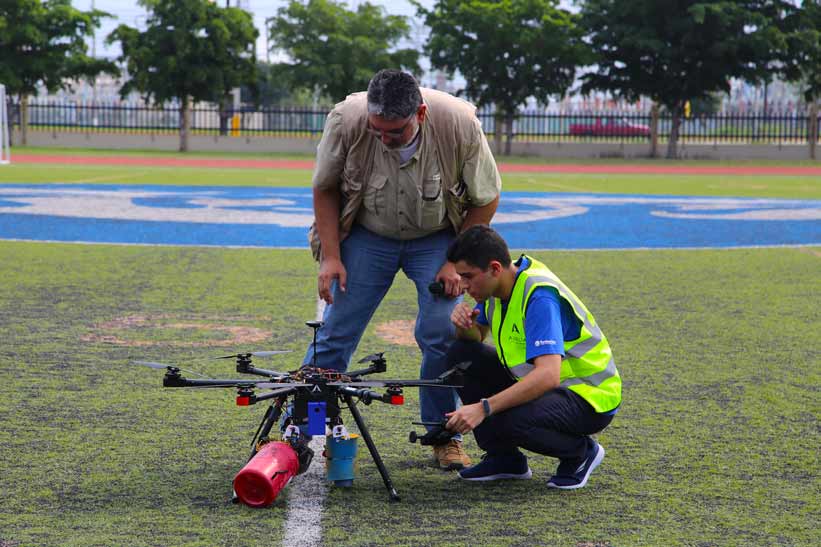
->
[415, 304, 457, 351]
[445, 339, 485, 363]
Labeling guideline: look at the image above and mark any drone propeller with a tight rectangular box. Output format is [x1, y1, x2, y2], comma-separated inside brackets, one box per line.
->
[357, 351, 386, 364]
[217, 350, 292, 359]
[132, 360, 213, 379]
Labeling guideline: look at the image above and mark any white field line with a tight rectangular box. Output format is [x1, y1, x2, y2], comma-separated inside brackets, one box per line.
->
[281, 298, 328, 547]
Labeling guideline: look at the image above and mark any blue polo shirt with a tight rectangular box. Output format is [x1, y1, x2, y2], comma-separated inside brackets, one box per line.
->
[474, 257, 582, 363]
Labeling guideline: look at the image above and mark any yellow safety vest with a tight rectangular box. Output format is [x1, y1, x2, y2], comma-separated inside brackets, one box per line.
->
[484, 255, 622, 413]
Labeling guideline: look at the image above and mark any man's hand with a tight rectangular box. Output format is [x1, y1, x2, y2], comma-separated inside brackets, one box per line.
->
[445, 403, 486, 435]
[318, 256, 346, 305]
[435, 261, 462, 298]
[451, 302, 479, 330]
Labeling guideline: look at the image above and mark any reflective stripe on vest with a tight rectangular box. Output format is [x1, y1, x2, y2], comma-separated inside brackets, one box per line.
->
[484, 256, 622, 413]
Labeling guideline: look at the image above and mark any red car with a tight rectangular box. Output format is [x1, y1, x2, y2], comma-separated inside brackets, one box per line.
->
[569, 117, 650, 137]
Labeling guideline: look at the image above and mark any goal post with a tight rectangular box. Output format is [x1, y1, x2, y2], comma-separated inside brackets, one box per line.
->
[0, 84, 9, 165]
[0, 84, 8, 164]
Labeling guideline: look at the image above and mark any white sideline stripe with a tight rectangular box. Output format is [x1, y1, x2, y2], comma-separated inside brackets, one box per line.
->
[281, 298, 327, 547]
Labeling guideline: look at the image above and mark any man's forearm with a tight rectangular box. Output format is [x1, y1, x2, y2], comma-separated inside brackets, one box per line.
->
[455, 324, 484, 342]
[313, 186, 342, 260]
[486, 359, 560, 415]
[461, 194, 499, 232]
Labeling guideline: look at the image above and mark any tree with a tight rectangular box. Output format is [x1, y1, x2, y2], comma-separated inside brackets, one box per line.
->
[107, 0, 258, 151]
[268, 0, 420, 102]
[247, 62, 295, 106]
[414, 0, 589, 155]
[579, 0, 791, 158]
[0, 0, 116, 144]
[781, 0, 821, 158]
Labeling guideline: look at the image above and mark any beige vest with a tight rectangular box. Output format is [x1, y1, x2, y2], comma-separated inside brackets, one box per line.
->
[309, 88, 497, 259]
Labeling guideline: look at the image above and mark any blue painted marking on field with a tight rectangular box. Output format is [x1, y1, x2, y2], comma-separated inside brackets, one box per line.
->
[0, 183, 818, 249]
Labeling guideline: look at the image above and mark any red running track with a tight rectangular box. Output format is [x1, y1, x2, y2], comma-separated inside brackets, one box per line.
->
[11, 153, 821, 176]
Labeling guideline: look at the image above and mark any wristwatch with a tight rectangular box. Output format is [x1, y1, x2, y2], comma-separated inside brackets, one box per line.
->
[480, 398, 492, 417]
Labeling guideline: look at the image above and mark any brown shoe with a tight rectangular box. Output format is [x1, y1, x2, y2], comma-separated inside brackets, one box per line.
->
[432, 440, 472, 470]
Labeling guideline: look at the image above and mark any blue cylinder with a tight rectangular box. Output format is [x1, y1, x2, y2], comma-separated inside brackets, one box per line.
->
[325, 433, 359, 486]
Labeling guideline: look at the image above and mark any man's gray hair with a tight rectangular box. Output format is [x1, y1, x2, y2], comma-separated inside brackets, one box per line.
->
[367, 69, 422, 120]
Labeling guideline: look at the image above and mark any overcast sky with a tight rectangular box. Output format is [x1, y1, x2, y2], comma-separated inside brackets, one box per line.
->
[79, 0, 434, 60]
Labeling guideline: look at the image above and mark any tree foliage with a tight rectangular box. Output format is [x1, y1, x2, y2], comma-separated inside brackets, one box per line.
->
[579, 0, 791, 157]
[414, 0, 589, 154]
[0, 0, 115, 98]
[268, 0, 420, 102]
[248, 62, 293, 106]
[781, 0, 821, 103]
[106, 0, 258, 150]
[107, 0, 257, 105]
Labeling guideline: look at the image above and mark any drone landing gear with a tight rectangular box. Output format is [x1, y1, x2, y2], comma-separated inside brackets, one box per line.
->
[236, 394, 399, 502]
[341, 393, 401, 502]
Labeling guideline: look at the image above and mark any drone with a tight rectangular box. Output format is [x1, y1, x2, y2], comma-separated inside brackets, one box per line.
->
[134, 320, 468, 506]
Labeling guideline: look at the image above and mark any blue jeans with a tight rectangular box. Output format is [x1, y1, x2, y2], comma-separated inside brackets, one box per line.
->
[304, 225, 462, 436]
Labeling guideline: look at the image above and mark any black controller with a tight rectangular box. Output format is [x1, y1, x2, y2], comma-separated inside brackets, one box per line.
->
[408, 420, 456, 446]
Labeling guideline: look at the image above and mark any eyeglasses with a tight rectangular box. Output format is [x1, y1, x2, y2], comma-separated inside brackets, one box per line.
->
[366, 115, 414, 139]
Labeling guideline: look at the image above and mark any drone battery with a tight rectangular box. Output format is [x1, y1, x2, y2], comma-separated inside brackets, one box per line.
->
[307, 401, 327, 436]
[233, 441, 299, 508]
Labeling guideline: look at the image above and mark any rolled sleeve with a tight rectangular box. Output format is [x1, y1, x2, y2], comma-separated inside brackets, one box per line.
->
[461, 118, 501, 207]
[312, 109, 346, 192]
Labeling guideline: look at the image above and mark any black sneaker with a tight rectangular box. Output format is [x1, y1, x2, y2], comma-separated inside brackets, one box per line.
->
[547, 440, 605, 490]
[458, 450, 532, 481]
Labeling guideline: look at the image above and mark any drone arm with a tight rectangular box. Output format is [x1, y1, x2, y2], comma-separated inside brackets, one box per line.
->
[336, 385, 405, 406]
[163, 376, 265, 388]
[238, 364, 288, 379]
[336, 385, 384, 405]
[253, 387, 299, 402]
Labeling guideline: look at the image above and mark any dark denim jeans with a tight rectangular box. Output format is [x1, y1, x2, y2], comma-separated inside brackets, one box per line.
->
[447, 339, 614, 461]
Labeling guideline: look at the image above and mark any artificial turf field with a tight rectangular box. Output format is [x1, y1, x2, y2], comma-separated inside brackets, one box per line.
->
[0, 148, 819, 547]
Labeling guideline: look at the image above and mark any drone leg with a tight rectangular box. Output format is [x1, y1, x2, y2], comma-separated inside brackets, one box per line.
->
[232, 398, 287, 504]
[342, 394, 401, 502]
[248, 397, 287, 461]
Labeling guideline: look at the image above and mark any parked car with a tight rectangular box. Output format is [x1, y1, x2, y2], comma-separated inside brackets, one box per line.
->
[569, 117, 650, 137]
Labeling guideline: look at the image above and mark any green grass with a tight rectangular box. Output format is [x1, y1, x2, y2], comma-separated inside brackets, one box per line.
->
[0, 153, 819, 546]
[0, 243, 818, 547]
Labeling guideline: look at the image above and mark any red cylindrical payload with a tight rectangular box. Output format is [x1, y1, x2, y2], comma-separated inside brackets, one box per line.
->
[233, 441, 299, 507]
